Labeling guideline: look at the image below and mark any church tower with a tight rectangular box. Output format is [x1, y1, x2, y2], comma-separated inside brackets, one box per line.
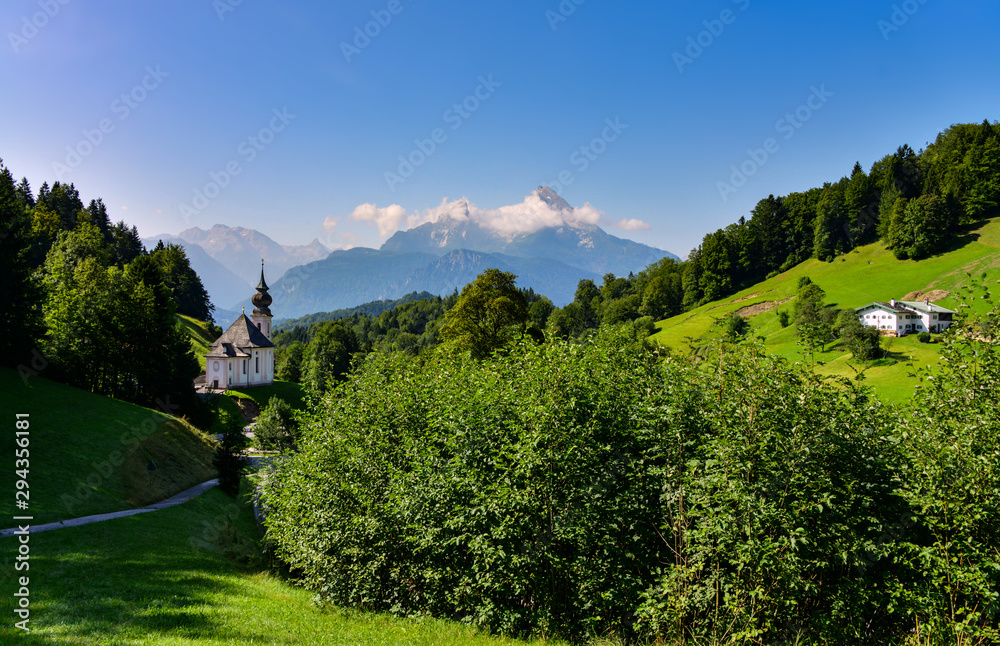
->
[250, 259, 273, 339]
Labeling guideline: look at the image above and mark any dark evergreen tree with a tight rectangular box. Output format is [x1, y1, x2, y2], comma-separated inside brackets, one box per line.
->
[0, 162, 44, 368]
[150, 242, 213, 320]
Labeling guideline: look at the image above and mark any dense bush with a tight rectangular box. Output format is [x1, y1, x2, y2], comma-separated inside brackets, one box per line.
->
[263, 333, 701, 639]
[262, 332, 915, 642]
[918, 331, 932, 343]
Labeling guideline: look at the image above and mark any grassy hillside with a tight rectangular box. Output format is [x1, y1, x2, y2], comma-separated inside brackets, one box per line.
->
[179, 314, 220, 370]
[652, 217, 1000, 403]
[0, 368, 216, 525]
[225, 380, 308, 411]
[0, 486, 564, 646]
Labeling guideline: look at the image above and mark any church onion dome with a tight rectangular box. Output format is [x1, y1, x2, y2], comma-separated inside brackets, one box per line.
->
[252, 259, 272, 315]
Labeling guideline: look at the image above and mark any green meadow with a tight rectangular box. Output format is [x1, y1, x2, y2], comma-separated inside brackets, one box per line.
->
[652, 217, 1000, 403]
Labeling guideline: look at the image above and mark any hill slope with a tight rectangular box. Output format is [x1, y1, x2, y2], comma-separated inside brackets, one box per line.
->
[0, 368, 216, 525]
[652, 217, 1000, 402]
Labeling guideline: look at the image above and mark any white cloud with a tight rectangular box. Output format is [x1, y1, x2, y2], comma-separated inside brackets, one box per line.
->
[349, 192, 616, 240]
[349, 203, 408, 238]
[322, 216, 339, 233]
[609, 218, 651, 231]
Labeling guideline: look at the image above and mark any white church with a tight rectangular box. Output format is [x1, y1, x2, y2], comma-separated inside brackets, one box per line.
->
[204, 262, 275, 390]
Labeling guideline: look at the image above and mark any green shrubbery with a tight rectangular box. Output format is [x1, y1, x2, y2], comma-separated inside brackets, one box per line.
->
[261, 301, 1000, 643]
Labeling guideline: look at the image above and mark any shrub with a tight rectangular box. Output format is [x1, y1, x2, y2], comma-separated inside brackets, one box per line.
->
[213, 407, 247, 496]
[722, 312, 749, 339]
[254, 396, 299, 453]
[917, 331, 932, 343]
[262, 333, 704, 639]
[777, 310, 791, 327]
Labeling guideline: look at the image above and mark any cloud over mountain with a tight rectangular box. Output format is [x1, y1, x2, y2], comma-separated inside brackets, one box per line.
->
[348, 190, 648, 241]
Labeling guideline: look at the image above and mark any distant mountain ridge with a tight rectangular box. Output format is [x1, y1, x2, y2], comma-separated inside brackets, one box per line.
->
[258, 187, 676, 318]
[153, 189, 677, 320]
[381, 186, 676, 276]
[268, 247, 603, 318]
[175, 224, 330, 286]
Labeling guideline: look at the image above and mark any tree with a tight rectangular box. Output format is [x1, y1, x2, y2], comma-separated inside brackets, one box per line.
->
[528, 297, 555, 329]
[150, 242, 213, 320]
[837, 311, 881, 361]
[793, 281, 830, 364]
[722, 313, 749, 340]
[0, 161, 44, 368]
[303, 320, 360, 393]
[254, 396, 300, 453]
[572, 279, 601, 330]
[440, 268, 529, 359]
[547, 302, 586, 339]
[276, 340, 306, 382]
[108, 221, 144, 267]
[213, 407, 247, 496]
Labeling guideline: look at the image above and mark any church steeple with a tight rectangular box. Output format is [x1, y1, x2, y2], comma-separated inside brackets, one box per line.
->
[250, 259, 273, 340]
[252, 259, 272, 317]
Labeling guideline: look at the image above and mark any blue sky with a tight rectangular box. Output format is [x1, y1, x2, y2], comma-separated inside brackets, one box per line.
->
[2, 0, 998, 258]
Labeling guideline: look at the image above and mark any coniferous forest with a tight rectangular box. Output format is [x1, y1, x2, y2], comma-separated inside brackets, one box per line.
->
[1, 159, 211, 415]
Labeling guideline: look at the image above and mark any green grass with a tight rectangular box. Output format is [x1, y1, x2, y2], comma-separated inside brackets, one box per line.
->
[652, 218, 1000, 404]
[0, 487, 568, 646]
[225, 381, 308, 411]
[180, 315, 220, 371]
[0, 368, 216, 525]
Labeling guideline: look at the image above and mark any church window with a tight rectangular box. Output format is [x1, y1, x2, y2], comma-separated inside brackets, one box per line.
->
[257, 322, 261, 330]
[256, 356, 259, 373]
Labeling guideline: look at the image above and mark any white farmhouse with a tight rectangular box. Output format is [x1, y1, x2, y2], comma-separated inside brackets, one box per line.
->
[204, 262, 275, 390]
[854, 298, 955, 336]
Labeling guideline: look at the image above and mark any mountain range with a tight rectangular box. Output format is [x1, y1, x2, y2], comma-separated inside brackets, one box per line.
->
[143, 225, 331, 315]
[152, 188, 677, 321]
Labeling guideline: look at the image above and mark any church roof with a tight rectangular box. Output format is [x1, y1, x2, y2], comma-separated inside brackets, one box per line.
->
[206, 314, 275, 358]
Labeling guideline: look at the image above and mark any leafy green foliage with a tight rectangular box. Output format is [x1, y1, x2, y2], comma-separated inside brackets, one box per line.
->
[890, 286, 1000, 643]
[0, 161, 43, 367]
[302, 320, 360, 394]
[838, 310, 882, 361]
[721, 312, 749, 340]
[213, 407, 247, 496]
[254, 396, 300, 453]
[441, 268, 529, 359]
[262, 332, 702, 639]
[150, 242, 213, 320]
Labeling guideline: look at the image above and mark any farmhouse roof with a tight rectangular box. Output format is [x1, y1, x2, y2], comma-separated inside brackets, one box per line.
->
[854, 300, 955, 316]
[206, 314, 274, 358]
[899, 300, 954, 314]
[855, 301, 911, 314]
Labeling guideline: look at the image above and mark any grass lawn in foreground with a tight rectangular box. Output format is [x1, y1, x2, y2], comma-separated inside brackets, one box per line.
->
[0, 488, 567, 646]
